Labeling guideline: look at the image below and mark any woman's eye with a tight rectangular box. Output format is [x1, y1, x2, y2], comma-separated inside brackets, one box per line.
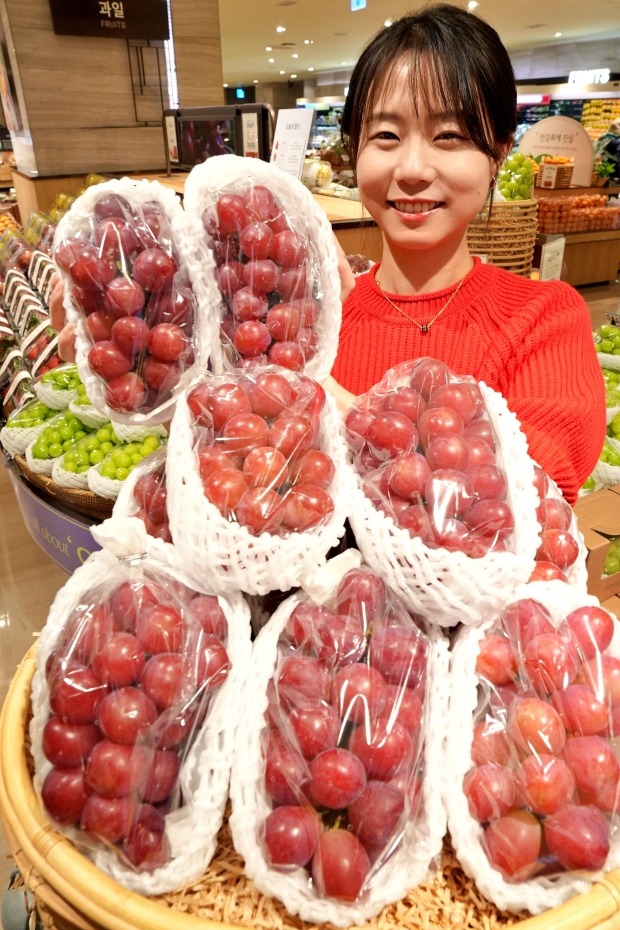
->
[436, 131, 465, 141]
[374, 131, 399, 141]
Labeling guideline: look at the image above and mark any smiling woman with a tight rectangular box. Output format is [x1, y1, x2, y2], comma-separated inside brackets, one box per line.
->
[329, 4, 605, 504]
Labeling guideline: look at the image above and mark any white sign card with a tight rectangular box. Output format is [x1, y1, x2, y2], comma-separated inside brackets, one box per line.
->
[270, 108, 314, 180]
[241, 112, 260, 158]
[540, 237, 566, 282]
[518, 116, 593, 187]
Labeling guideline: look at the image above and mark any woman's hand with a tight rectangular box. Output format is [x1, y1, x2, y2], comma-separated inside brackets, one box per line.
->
[334, 236, 356, 306]
[323, 375, 356, 417]
[49, 274, 77, 363]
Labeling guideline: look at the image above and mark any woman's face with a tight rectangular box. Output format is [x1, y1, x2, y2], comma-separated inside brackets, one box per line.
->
[356, 61, 497, 253]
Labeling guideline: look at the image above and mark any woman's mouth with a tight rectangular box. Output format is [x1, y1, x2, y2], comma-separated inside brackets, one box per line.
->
[389, 200, 444, 219]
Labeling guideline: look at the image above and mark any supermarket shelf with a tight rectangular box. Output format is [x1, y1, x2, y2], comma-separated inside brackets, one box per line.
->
[537, 229, 620, 286]
[534, 186, 620, 199]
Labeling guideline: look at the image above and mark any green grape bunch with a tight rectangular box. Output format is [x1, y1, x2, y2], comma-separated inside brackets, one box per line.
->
[496, 153, 535, 202]
[40, 365, 81, 392]
[604, 536, 620, 577]
[7, 399, 55, 429]
[595, 324, 620, 357]
[99, 436, 162, 482]
[31, 412, 93, 461]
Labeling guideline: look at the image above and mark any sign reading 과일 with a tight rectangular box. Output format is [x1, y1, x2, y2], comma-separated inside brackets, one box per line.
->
[48, 0, 169, 41]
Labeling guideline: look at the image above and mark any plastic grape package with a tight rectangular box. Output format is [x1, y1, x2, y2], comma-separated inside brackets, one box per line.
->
[230, 553, 448, 927]
[166, 366, 352, 595]
[53, 178, 204, 426]
[342, 358, 541, 627]
[113, 446, 173, 551]
[30, 538, 251, 895]
[182, 154, 341, 383]
[446, 581, 620, 914]
[529, 463, 587, 590]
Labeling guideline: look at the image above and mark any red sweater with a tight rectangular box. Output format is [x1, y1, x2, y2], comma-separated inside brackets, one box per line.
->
[331, 259, 605, 504]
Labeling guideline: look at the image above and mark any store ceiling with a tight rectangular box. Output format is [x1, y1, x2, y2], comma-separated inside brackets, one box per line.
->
[218, 0, 620, 86]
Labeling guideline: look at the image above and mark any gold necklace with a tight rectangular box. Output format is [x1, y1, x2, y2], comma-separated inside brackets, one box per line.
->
[375, 273, 467, 334]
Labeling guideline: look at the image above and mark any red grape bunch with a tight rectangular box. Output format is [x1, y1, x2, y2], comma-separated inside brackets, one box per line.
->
[258, 567, 428, 902]
[186, 369, 335, 536]
[132, 459, 171, 544]
[345, 358, 515, 559]
[40, 574, 231, 871]
[202, 184, 321, 371]
[464, 597, 618, 883]
[54, 190, 196, 414]
[528, 465, 580, 582]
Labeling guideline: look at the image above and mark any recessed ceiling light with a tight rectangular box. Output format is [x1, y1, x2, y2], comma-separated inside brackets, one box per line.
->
[253, 79, 259, 84]
[304, 39, 310, 44]
[384, 20, 392, 27]
[341, 61, 346, 66]
[291, 74, 297, 78]
[554, 31, 562, 36]
[276, 26, 286, 32]
[292, 53, 298, 58]
[266, 46, 272, 51]
[268, 58, 274, 62]
[223, 83, 228, 87]
[308, 67, 314, 71]
[280, 70, 285, 74]
[467, 1, 478, 9]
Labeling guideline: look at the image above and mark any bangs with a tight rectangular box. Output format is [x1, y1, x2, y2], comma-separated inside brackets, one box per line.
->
[342, 4, 516, 169]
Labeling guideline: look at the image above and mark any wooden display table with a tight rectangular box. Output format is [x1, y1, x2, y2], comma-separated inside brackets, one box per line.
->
[537, 229, 620, 286]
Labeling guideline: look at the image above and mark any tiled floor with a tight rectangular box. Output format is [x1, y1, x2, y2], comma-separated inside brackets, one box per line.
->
[0, 278, 617, 895]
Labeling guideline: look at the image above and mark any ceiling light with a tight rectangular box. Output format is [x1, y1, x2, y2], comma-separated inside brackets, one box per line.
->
[291, 74, 297, 78]
[269, 58, 274, 62]
[304, 39, 310, 44]
[266, 46, 272, 51]
[308, 67, 314, 71]
[223, 83, 228, 87]
[292, 53, 298, 58]
[554, 31, 562, 36]
[384, 20, 392, 27]
[280, 70, 285, 74]
[467, 1, 478, 9]
[276, 26, 286, 32]
[253, 79, 259, 84]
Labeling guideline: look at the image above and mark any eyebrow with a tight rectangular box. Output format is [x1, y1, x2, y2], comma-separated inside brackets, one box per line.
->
[367, 108, 462, 125]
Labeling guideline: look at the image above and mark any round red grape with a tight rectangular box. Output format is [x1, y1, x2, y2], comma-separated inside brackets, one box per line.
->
[270, 231, 306, 265]
[70, 247, 117, 291]
[132, 248, 176, 292]
[265, 748, 309, 805]
[278, 655, 330, 705]
[529, 561, 568, 583]
[148, 323, 187, 362]
[387, 452, 430, 499]
[577, 655, 620, 707]
[309, 748, 366, 808]
[137, 604, 183, 654]
[42, 717, 98, 768]
[428, 383, 477, 424]
[349, 719, 413, 781]
[261, 805, 322, 868]
[409, 359, 449, 399]
[536, 530, 579, 570]
[234, 320, 271, 356]
[537, 498, 572, 531]
[81, 794, 138, 843]
[50, 666, 108, 724]
[332, 664, 387, 724]
[552, 686, 607, 736]
[86, 740, 152, 798]
[203, 468, 249, 516]
[111, 316, 149, 355]
[501, 599, 554, 648]
[317, 615, 365, 668]
[217, 194, 250, 234]
[42, 768, 92, 825]
[566, 606, 614, 661]
[289, 700, 340, 759]
[268, 341, 305, 371]
[545, 804, 609, 871]
[92, 632, 145, 687]
[336, 569, 386, 624]
[564, 735, 620, 795]
[311, 830, 370, 901]
[476, 635, 517, 686]
[243, 446, 288, 488]
[509, 697, 566, 755]
[236, 487, 283, 534]
[484, 809, 541, 882]
[471, 720, 512, 767]
[417, 407, 464, 449]
[515, 753, 575, 815]
[281, 484, 334, 531]
[367, 412, 417, 460]
[106, 373, 148, 411]
[142, 749, 180, 804]
[98, 687, 158, 744]
[348, 780, 405, 846]
[139, 653, 184, 709]
[383, 387, 426, 424]
[464, 764, 515, 822]
[425, 469, 474, 519]
[88, 341, 132, 381]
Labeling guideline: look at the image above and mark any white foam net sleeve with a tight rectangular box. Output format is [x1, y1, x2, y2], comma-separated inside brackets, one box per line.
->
[166, 386, 352, 597]
[29, 545, 253, 896]
[446, 579, 620, 915]
[25, 438, 55, 476]
[0, 422, 47, 457]
[346, 383, 540, 627]
[35, 381, 78, 410]
[68, 401, 110, 430]
[229, 590, 448, 927]
[53, 176, 211, 429]
[182, 154, 341, 384]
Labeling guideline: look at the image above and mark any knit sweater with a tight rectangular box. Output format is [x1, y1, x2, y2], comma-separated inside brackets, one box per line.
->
[331, 258, 606, 504]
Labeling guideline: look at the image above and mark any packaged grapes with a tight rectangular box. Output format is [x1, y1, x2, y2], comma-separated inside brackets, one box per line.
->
[30, 530, 252, 894]
[447, 582, 620, 914]
[52, 422, 121, 490]
[53, 178, 205, 427]
[594, 323, 620, 374]
[529, 463, 587, 589]
[182, 154, 341, 382]
[113, 447, 173, 550]
[26, 409, 94, 476]
[69, 384, 112, 429]
[342, 358, 541, 626]
[0, 397, 56, 456]
[34, 363, 82, 409]
[2, 364, 35, 418]
[166, 367, 352, 596]
[88, 434, 166, 500]
[229, 552, 447, 925]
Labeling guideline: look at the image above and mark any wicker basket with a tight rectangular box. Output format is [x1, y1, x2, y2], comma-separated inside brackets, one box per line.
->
[467, 199, 538, 277]
[3, 649, 620, 930]
[534, 165, 574, 189]
[14, 455, 114, 522]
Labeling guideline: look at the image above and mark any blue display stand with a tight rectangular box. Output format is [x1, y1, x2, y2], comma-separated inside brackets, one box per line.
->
[9, 469, 102, 574]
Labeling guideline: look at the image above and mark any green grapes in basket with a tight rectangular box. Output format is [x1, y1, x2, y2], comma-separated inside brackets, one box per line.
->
[62, 425, 119, 474]
[99, 435, 162, 482]
[600, 437, 620, 466]
[31, 412, 92, 461]
[5, 399, 55, 429]
[496, 152, 535, 201]
[39, 365, 81, 392]
[595, 324, 620, 355]
[602, 368, 620, 408]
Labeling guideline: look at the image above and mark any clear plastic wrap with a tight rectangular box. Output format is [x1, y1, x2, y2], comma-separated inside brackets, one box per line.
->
[31, 536, 252, 895]
[447, 581, 620, 914]
[34, 363, 82, 409]
[230, 553, 448, 926]
[113, 447, 173, 548]
[182, 154, 341, 383]
[0, 397, 56, 456]
[87, 434, 166, 500]
[166, 367, 351, 595]
[53, 178, 205, 426]
[530, 463, 587, 590]
[26, 409, 94, 476]
[342, 358, 540, 626]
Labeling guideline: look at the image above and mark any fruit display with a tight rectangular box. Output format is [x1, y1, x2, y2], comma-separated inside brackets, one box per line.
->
[538, 196, 619, 235]
[496, 153, 535, 202]
[22, 211, 57, 256]
[582, 100, 620, 141]
[115, 449, 172, 545]
[0, 396, 57, 456]
[601, 367, 620, 417]
[450, 592, 620, 908]
[96, 436, 163, 483]
[599, 437, 620, 468]
[33, 559, 237, 880]
[183, 155, 341, 383]
[29, 411, 93, 467]
[530, 464, 581, 583]
[2, 359, 34, 417]
[602, 535, 620, 577]
[595, 324, 620, 358]
[34, 363, 82, 409]
[230, 561, 446, 922]
[54, 180, 199, 420]
[345, 358, 515, 557]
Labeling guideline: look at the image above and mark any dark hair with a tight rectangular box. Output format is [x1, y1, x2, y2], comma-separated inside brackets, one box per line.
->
[341, 4, 516, 170]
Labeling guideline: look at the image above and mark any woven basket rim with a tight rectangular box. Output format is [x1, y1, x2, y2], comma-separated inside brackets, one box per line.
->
[2, 649, 620, 930]
[13, 455, 114, 521]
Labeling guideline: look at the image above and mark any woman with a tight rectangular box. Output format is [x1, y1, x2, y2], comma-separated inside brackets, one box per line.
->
[51, 5, 604, 504]
[327, 5, 604, 504]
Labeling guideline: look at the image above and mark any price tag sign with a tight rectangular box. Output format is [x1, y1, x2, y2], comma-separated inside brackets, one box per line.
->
[540, 237, 566, 281]
[271, 109, 315, 181]
[539, 164, 559, 189]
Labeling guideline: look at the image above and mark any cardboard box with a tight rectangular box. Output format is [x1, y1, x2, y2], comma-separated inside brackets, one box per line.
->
[574, 489, 620, 600]
[601, 595, 620, 620]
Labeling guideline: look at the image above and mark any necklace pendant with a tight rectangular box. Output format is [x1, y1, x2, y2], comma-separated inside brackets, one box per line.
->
[421, 324, 429, 334]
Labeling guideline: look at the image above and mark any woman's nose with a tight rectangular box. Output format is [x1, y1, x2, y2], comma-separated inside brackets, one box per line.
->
[392, 138, 437, 187]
